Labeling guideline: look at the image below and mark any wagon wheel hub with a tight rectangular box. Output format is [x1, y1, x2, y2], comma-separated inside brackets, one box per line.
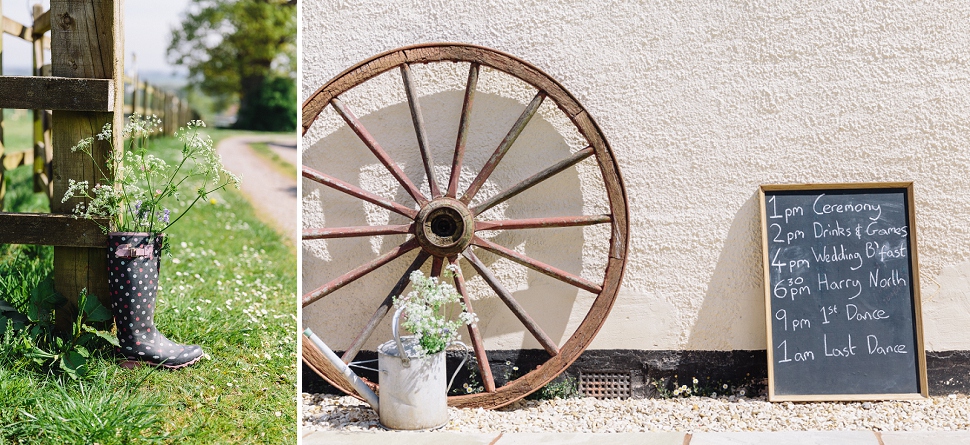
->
[414, 197, 474, 257]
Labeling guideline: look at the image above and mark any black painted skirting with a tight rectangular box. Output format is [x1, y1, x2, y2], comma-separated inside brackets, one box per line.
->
[302, 349, 970, 398]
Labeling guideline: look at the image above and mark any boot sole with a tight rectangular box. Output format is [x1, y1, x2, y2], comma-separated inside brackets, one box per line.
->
[120, 354, 204, 370]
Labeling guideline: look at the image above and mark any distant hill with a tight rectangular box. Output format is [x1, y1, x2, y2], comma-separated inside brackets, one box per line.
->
[133, 69, 190, 91]
[2, 65, 188, 92]
[2, 66, 33, 76]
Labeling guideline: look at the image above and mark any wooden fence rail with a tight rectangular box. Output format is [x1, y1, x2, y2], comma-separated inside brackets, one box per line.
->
[0, 0, 190, 326]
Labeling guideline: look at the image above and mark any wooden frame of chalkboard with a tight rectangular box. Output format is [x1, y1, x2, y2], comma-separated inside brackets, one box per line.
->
[759, 182, 928, 402]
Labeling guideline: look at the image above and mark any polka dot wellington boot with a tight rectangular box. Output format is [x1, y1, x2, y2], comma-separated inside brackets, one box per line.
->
[108, 232, 204, 369]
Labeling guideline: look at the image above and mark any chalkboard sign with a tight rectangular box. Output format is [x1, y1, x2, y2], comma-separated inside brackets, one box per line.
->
[759, 183, 927, 401]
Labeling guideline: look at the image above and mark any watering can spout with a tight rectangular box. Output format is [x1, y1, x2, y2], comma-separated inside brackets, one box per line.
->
[302, 328, 379, 412]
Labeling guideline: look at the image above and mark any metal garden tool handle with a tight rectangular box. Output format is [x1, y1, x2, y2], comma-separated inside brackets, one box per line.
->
[302, 328, 379, 411]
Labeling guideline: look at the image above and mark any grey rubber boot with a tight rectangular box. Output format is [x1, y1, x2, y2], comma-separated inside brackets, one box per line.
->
[108, 232, 204, 369]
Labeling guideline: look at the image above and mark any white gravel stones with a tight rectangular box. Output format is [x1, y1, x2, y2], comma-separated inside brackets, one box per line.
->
[302, 393, 970, 433]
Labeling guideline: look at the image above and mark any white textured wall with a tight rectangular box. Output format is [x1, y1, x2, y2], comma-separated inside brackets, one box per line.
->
[302, 0, 970, 351]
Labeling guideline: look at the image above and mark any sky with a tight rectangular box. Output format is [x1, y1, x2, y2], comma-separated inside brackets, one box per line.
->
[2, 0, 191, 74]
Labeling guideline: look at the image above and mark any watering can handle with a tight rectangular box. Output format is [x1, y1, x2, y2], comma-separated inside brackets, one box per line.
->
[447, 340, 470, 394]
[392, 306, 411, 368]
[393, 306, 471, 390]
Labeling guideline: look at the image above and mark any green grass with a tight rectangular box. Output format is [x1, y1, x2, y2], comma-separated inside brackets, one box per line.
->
[2, 110, 47, 214]
[249, 141, 296, 178]
[0, 125, 297, 444]
[2, 109, 34, 153]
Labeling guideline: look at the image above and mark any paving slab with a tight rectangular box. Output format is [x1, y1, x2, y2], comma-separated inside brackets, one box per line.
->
[880, 431, 970, 445]
[302, 431, 499, 445]
[495, 432, 686, 444]
[690, 431, 878, 445]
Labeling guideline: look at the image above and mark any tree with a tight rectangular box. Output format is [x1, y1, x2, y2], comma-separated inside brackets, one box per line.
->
[168, 0, 296, 131]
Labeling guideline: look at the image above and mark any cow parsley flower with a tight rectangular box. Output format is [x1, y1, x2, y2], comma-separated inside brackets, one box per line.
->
[59, 114, 239, 237]
[392, 266, 477, 356]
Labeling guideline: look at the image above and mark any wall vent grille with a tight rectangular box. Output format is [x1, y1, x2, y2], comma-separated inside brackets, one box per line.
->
[579, 371, 632, 399]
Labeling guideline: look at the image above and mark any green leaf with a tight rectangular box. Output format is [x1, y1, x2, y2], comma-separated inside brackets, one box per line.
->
[28, 345, 56, 363]
[60, 350, 87, 379]
[0, 303, 28, 331]
[27, 277, 63, 322]
[0, 298, 17, 313]
[80, 293, 113, 323]
[75, 344, 91, 359]
[82, 324, 120, 348]
[77, 332, 95, 346]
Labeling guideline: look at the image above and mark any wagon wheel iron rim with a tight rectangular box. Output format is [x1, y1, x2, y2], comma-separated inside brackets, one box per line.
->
[302, 43, 629, 409]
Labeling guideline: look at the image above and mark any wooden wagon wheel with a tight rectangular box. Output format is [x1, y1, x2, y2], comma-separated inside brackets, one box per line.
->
[302, 43, 628, 409]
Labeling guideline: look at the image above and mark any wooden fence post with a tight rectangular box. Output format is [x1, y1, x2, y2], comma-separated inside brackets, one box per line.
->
[50, 0, 124, 325]
[179, 98, 189, 128]
[0, 0, 6, 211]
[166, 94, 178, 135]
[135, 81, 142, 115]
[32, 3, 52, 196]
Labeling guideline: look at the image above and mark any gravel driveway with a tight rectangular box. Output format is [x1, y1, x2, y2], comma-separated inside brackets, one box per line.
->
[217, 135, 297, 245]
[303, 393, 970, 433]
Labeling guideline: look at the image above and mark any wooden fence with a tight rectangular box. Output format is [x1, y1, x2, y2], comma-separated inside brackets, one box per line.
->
[0, 4, 53, 206]
[0, 0, 189, 325]
[0, 4, 192, 211]
[124, 75, 193, 136]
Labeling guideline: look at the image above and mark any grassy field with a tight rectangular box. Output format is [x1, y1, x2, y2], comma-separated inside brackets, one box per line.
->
[0, 123, 297, 444]
[2, 109, 34, 153]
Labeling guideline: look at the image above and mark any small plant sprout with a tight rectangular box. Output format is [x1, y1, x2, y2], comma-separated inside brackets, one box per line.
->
[392, 265, 477, 356]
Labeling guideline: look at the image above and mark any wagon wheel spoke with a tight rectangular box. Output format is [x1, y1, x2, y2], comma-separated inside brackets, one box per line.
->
[472, 236, 602, 294]
[450, 255, 496, 393]
[460, 91, 546, 205]
[340, 251, 431, 363]
[303, 223, 413, 240]
[302, 238, 420, 307]
[475, 214, 612, 231]
[430, 256, 444, 277]
[331, 97, 428, 206]
[463, 249, 560, 357]
[472, 146, 595, 215]
[448, 63, 480, 198]
[302, 165, 417, 219]
[401, 64, 441, 198]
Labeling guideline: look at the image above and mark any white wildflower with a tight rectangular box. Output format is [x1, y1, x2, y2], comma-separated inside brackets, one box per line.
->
[392, 267, 476, 356]
[70, 137, 94, 154]
[57, 115, 238, 234]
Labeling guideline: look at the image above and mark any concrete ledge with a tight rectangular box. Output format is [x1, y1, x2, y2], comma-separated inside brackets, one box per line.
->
[690, 431, 877, 444]
[303, 431, 970, 445]
[303, 431, 498, 445]
[498, 432, 685, 444]
[880, 431, 970, 445]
